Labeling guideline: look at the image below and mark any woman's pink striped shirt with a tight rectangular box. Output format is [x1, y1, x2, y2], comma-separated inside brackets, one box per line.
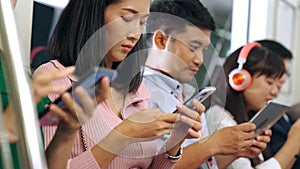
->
[34, 60, 177, 169]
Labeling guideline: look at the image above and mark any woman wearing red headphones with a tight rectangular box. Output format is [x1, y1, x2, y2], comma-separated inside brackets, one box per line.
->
[207, 42, 300, 169]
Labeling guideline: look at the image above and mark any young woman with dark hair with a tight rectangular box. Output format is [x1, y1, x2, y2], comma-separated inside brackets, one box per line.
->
[207, 43, 300, 169]
[34, 0, 204, 168]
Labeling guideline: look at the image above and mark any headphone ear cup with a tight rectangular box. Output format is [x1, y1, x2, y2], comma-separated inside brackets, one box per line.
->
[228, 68, 252, 91]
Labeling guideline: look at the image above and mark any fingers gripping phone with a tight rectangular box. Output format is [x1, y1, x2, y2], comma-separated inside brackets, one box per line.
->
[173, 86, 216, 113]
[39, 67, 117, 126]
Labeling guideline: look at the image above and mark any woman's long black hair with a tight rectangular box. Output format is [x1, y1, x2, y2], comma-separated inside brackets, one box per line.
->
[49, 0, 144, 93]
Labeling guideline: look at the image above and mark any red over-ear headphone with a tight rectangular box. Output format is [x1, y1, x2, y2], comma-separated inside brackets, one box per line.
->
[228, 42, 262, 91]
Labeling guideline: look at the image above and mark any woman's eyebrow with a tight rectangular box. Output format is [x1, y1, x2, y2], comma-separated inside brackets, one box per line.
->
[121, 8, 139, 14]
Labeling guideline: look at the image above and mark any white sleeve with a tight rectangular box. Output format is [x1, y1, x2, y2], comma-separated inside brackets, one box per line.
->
[205, 105, 237, 133]
[228, 157, 281, 169]
[255, 158, 281, 169]
[227, 157, 252, 169]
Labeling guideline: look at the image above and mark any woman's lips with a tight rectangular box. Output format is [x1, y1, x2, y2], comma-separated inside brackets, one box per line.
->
[121, 44, 133, 53]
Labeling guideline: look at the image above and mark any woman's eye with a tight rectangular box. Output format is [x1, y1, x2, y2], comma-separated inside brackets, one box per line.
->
[122, 16, 133, 22]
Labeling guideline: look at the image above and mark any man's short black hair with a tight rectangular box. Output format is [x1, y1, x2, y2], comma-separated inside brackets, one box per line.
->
[146, 0, 215, 47]
[147, 0, 215, 32]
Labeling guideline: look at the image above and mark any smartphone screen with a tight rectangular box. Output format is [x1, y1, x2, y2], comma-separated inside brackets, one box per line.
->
[39, 67, 116, 125]
[173, 86, 216, 113]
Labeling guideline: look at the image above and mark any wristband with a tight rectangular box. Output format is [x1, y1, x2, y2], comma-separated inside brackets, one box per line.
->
[166, 147, 182, 161]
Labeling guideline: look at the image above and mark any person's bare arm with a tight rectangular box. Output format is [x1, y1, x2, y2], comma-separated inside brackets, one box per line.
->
[174, 138, 215, 169]
[3, 104, 18, 142]
[174, 123, 256, 169]
[215, 129, 271, 169]
[91, 101, 203, 169]
[288, 103, 300, 122]
[274, 119, 300, 169]
[91, 108, 181, 169]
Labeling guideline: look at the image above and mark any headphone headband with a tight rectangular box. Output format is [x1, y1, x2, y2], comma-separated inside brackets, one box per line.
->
[237, 42, 262, 63]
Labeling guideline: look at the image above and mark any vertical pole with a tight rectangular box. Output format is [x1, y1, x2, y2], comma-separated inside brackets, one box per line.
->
[0, 0, 47, 168]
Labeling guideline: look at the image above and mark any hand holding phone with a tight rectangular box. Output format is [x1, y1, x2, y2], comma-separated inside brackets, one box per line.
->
[39, 67, 117, 126]
[173, 86, 216, 113]
[171, 86, 216, 141]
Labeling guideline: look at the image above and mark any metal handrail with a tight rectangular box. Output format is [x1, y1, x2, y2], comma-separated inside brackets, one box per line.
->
[0, 0, 47, 168]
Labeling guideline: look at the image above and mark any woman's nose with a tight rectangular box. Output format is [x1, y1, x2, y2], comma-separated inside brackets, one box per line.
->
[127, 22, 144, 43]
[128, 32, 140, 42]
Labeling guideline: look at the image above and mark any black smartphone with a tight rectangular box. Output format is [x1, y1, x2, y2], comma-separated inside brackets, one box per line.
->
[39, 67, 117, 126]
[249, 100, 290, 135]
[173, 86, 216, 113]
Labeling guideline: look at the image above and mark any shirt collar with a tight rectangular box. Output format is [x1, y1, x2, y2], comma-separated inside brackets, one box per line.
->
[144, 67, 182, 94]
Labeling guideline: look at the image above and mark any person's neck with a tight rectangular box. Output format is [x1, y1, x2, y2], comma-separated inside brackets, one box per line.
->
[106, 60, 112, 69]
[146, 50, 173, 78]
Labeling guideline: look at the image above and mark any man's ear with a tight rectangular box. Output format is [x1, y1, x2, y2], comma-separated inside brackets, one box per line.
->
[153, 30, 168, 50]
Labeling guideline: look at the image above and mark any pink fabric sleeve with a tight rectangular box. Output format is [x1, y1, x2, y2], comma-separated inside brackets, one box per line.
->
[33, 61, 72, 100]
[35, 64, 179, 168]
